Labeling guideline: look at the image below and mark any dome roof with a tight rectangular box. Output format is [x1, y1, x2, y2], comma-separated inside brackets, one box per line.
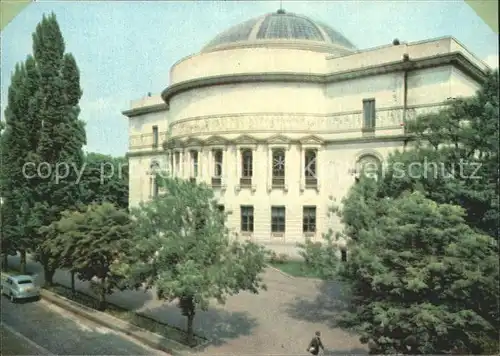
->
[202, 10, 356, 54]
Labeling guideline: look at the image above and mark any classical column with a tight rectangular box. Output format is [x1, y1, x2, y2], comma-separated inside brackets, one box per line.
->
[236, 147, 241, 181]
[180, 150, 185, 178]
[208, 149, 213, 179]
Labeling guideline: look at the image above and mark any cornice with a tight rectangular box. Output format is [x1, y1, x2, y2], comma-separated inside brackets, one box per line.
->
[128, 134, 411, 157]
[153, 134, 412, 152]
[122, 103, 168, 118]
[161, 52, 488, 106]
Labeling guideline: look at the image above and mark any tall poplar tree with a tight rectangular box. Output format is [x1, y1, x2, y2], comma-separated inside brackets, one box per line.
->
[1, 13, 86, 279]
[1, 58, 41, 272]
[28, 13, 86, 284]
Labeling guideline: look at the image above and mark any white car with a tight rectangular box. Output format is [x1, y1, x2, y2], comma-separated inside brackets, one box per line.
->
[1, 275, 41, 302]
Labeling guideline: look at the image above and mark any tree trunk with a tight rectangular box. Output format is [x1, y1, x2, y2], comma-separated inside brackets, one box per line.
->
[186, 313, 195, 346]
[98, 277, 107, 311]
[19, 250, 27, 274]
[70, 270, 75, 295]
[2, 253, 8, 269]
[43, 265, 55, 286]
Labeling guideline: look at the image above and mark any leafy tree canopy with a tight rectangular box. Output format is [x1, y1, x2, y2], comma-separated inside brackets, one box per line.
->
[79, 152, 128, 209]
[115, 177, 267, 344]
[300, 70, 499, 353]
[339, 191, 498, 354]
[40, 203, 134, 309]
[380, 69, 499, 238]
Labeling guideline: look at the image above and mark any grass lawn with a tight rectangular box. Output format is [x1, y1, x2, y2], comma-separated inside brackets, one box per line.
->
[268, 260, 321, 278]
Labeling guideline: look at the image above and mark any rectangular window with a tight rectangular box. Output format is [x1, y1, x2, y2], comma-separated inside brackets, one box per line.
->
[240, 205, 254, 232]
[213, 149, 223, 177]
[303, 206, 316, 233]
[190, 150, 198, 177]
[272, 149, 285, 187]
[152, 125, 159, 148]
[271, 206, 286, 233]
[212, 149, 223, 187]
[363, 99, 376, 130]
[241, 149, 253, 177]
[304, 149, 317, 188]
[304, 149, 317, 177]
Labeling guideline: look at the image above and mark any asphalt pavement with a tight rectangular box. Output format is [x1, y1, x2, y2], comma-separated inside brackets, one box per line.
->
[1, 295, 167, 355]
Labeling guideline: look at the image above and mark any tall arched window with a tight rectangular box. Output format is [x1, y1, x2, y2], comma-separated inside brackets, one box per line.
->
[241, 149, 253, 178]
[272, 148, 286, 188]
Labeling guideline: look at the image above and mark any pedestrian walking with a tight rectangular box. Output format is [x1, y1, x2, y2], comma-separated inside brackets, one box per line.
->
[307, 331, 325, 355]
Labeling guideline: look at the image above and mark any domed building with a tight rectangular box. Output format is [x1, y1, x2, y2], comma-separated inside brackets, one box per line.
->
[123, 10, 489, 256]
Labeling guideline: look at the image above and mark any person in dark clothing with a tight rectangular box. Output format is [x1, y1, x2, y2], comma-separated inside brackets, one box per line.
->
[403, 335, 419, 354]
[307, 331, 325, 355]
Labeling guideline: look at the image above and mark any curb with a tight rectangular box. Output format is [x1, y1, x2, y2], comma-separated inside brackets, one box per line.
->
[40, 289, 186, 355]
[1, 271, 197, 356]
[265, 264, 296, 279]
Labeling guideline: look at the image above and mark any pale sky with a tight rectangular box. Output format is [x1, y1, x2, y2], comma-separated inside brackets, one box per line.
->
[1, 1, 498, 157]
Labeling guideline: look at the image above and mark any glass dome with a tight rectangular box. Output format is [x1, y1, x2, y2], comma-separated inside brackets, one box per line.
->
[202, 10, 356, 53]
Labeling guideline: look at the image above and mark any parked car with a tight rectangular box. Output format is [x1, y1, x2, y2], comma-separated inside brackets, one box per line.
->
[1, 275, 40, 302]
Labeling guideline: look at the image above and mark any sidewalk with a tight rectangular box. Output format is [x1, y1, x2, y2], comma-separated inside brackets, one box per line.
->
[7, 255, 366, 355]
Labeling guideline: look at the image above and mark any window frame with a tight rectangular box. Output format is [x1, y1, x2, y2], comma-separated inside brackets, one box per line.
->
[152, 125, 159, 148]
[240, 205, 254, 232]
[272, 148, 286, 178]
[213, 149, 223, 177]
[241, 149, 253, 178]
[304, 148, 317, 178]
[302, 206, 317, 233]
[362, 98, 376, 130]
[271, 206, 286, 233]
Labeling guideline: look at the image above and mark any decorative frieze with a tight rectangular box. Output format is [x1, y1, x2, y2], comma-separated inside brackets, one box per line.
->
[169, 110, 408, 137]
[129, 105, 446, 149]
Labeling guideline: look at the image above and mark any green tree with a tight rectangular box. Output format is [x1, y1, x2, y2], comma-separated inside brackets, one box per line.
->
[42, 203, 134, 309]
[39, 207, 88, 294]
[299, 70, 499, 353]
[0, 56, 42, 273]
[74, 203, 134, 310]
[23, 13, 87, 284]
[79, 153, 128, 209]
[337, 192, 499, 354]
[379, 70, 499, 238]
[116, 177, 267, 345]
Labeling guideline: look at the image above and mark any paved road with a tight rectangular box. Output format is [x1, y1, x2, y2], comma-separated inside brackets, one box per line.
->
[1, 323, 51, 355]
[1, 295, 166, 355]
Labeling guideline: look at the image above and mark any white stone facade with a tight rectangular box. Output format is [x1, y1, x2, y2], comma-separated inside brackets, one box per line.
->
[123, 13, 489, 256]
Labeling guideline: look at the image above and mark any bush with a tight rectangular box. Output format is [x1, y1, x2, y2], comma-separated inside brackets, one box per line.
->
[268, 251, 288, 264]
[298, 240, 323, 265]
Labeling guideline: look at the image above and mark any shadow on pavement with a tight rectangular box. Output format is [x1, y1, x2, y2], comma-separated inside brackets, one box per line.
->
[141, 302, 258, 348]
[285, 279, 359, 335]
